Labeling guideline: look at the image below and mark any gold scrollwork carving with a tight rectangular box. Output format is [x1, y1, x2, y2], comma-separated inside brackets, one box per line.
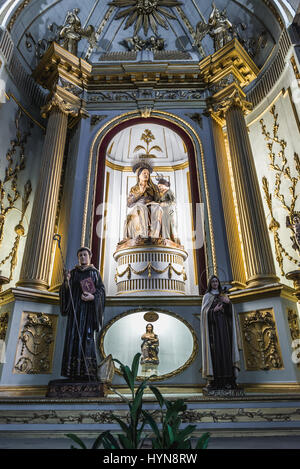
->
[14, 312, 57, 374]
[115, 262, 187, 282]
[0, 109, 32, 283]
[290, 56, 300, 87]
[0, 312, 9, 341]
[260, 105, 300, 275]
[239, 309, 283, 371]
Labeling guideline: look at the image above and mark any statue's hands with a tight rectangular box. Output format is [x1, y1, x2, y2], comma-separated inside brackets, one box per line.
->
[139, 182, 148, 195]
[81, 292, 95, 302]
[221, 295, 230, 304]
[214, 303, 223, 312]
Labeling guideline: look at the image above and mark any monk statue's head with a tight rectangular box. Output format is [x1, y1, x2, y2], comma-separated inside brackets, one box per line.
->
[77, 247, 92, 266]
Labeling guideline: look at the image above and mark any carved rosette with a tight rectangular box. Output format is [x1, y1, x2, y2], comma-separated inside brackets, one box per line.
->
[239, 309, 283, 371]
[14, 312, 57, 374]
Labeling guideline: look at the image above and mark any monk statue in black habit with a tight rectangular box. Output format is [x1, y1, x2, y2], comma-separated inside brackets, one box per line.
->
[60, 247, 106, 380]
[47, 246, 107, 397]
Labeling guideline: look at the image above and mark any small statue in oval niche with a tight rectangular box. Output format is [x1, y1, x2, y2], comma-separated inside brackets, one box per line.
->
[141, 323, 159, 366]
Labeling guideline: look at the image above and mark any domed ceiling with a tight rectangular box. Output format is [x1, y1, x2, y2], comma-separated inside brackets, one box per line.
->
[0, 0, 297, 74]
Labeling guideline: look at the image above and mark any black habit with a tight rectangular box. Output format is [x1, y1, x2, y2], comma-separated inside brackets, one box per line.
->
[59, 265, 105, 379]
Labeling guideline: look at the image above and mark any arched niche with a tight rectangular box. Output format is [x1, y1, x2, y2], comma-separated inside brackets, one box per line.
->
[88, 113, 209, 296]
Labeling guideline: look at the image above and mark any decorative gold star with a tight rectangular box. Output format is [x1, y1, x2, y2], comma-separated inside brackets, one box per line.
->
[109, 0, 182, 35]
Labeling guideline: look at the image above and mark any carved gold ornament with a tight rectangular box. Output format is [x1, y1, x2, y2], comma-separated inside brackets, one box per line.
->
[0, 312, 9, 341]
[115, 261, 187, 282]
[0, 110, 32, 283]
[14, 312, 57, 374]
[143, 311, 159, 322]
[109, 0, 182, 35]
[239, 309, 283, 371]
[260, 105, 300, 275]
[134, 128, 162, 158]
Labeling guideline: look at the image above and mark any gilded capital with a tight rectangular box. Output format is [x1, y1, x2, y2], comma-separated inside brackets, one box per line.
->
[208, 84, 253, 126]
[41, 86, 89, 127]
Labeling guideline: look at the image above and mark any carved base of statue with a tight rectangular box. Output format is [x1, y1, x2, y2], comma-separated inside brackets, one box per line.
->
[140, 363, 158, 377]
[202, 384, 245, 398]
[117, 236, 183, 251]
[46, 378, 108, 398]
[114, 239, 188, 296]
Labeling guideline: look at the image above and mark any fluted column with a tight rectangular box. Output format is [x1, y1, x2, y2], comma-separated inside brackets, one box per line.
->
[18, 94, 70, 290]
[211, 117, 246, 289]
[225, 95, 278, 287]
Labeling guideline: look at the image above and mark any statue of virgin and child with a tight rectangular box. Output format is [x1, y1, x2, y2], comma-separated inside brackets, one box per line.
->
[122, 161, 180, 244]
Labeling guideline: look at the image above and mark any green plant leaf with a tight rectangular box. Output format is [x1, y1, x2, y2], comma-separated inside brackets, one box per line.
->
[131, 385, 144, 424]
[165, 399, 186, 424]
[176, 424, 197, 443]
[65, 433, 87, 449]
[142, 410, 161, 442]
[118, 433, 134, 449]
[131, 353, 141, 382]
[172, 416, 181, 433]
[149, 385, 165, 408]
[167, 424, 175, 444]
[91, 433, 105, 449]
[101, 431, 120, 449]
[195, 432, 210, 449]
[113, 358, 134, 392]
[111, 414, 130, 435]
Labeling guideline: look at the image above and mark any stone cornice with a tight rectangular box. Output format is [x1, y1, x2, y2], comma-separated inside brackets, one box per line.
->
[229, 283, 297, 304]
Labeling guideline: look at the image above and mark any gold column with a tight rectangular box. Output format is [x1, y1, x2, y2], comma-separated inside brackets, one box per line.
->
[210, 117, 246, 289]
[17, 92, 78, 290]
[224, 90, 278, 287]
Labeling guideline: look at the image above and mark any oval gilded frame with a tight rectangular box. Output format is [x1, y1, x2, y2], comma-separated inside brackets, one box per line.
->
[99, 307, 199, 381]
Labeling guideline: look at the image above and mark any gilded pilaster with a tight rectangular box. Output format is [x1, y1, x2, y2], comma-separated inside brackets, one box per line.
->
[210, 118, 246, 289]
[17, 95, 69, 290]
[200, 38, 278, 288]
[225, 91, 278, 287]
